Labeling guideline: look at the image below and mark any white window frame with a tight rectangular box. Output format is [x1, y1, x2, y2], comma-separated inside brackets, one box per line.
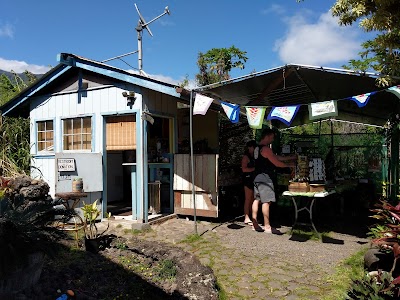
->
[62, 116, 92, 151]
[36, 120, 54, 153]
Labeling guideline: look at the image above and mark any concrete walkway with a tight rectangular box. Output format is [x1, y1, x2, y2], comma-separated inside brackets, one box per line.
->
[108, 216, 369, 300]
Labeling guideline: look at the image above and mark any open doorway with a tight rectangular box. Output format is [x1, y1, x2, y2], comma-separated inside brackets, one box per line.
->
[147, 116, 174, 215]
[105, 115, 137, 217]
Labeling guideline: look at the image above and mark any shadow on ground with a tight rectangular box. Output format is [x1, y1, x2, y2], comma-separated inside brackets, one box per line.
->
[217, 201, 372, 241]
[14, 239, 192, 300]
[227, 223, 245, 230]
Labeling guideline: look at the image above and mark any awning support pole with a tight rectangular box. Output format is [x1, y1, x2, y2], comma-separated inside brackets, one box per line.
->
[390, 124, 399, 203]
[330, 119, 335, 177]
[381, 139, 389, 198]
[189, 91, 198, 234]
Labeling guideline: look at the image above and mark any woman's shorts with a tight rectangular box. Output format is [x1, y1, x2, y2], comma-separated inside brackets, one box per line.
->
[242, 173, 255, 189]
[254, 173, 276, 203]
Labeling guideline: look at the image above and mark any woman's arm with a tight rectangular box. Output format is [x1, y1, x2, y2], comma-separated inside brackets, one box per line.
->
[277, 154, 297, 162]
[241, 155, 255, 172]
[262, 147, 295, 168]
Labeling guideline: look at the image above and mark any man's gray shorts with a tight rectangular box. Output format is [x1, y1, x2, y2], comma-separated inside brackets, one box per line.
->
[254, 173, 276, 203]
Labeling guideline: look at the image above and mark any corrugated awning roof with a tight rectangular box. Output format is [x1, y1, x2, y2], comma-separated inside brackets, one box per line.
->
[197, 64, 400, 127]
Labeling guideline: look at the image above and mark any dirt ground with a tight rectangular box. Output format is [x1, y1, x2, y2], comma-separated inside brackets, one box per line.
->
[13, 235, 218, 300]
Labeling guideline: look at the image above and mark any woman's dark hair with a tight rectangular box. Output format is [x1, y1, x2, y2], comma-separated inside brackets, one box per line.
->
[244, 140, 257, 155]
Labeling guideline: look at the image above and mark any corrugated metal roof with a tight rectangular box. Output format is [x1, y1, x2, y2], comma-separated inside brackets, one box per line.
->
[198, 64, 399, 127]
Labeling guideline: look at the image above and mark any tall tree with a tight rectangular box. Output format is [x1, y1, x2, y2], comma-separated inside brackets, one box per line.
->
[0, 70, 38, 106]
[195, 46, 248, 86]
[331, 0, 400, 86]
[0, 70, 38, 175]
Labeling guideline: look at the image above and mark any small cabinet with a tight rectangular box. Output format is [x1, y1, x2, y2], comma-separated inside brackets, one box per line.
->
[173, 154, 218, 218]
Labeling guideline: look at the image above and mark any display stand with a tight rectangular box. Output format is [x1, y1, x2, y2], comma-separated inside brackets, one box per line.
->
[282, 190, 336, 239]
[54, 192, 87, 247]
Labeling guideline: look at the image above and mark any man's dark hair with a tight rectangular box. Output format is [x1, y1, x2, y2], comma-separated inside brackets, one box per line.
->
[260, 128, 275, 140]
[246, 140, 257, 148]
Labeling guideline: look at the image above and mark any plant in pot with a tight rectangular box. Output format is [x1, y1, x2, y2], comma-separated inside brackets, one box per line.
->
[347, 199, 400, 299]
[82, 199, 111, 253]
[0, 176, 73, 295]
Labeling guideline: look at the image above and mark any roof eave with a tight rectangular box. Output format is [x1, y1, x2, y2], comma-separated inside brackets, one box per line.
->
[58, 53, 185, 100]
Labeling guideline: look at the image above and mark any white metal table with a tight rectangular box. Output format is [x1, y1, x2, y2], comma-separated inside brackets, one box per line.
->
[282, 190, 336, 238]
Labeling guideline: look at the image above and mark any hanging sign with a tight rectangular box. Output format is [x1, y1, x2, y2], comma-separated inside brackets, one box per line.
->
[350, 92, 375, 107]
[193, 93, 214, 115]
[220, 101, 240, 123]
[57, 158, 75, 172]
[387, 85, 400, 98]
[245, 107, 266, 129]
[267, 105, 300, 126]
[308, 100, 338, 120]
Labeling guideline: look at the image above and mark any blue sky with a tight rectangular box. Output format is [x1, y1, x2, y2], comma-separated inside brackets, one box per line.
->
[1, 0, 370, 86]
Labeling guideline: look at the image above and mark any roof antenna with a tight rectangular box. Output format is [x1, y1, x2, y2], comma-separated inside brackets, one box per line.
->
[102, 4, 171, 76]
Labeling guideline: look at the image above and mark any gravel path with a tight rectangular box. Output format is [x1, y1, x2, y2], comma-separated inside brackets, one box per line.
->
[212, 223, 369, 271]
[138, 216, 370, 299]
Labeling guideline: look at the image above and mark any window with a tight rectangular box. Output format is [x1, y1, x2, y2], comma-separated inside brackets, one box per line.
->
[37, 120, 54, 152]
[63, 117, 92, 150]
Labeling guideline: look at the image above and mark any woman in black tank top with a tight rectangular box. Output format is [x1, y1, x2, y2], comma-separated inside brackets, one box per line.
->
[251, 128, 297, 233]
[241, 140, 257, 224]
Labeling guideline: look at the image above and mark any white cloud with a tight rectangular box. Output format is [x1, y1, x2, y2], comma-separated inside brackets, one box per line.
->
[274, 11, 361, 66]
[150, 73, 179, 85]
[0, 23, 14, 38]
[261, 4, 286, 15]
[126, 69, 196, 88]
[0, 58, 51, 74]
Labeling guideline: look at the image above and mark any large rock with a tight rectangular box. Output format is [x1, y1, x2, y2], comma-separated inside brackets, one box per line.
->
[7, 176, 50, 201]
[9, 175, 32, 190]
[20, 182, 49, 200]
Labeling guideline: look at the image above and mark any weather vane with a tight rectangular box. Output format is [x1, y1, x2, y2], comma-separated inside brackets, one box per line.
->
[102, 3, 170, 76]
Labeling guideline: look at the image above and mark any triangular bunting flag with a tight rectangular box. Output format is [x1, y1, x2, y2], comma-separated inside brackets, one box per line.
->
[308, 100, 338, 120]
[193, 93, 214, 115]
[220, 101, 240, 123]
[388, 85, 400, 98]
[267, 105, 300, 126]
[245, 107, 266, 129]
[349, 92, 375, 107]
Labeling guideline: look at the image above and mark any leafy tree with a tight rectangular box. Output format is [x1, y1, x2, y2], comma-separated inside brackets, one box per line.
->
[331, 0, 400, 86]
[0, 70, 38, 106]
[178, 74, 190, 88]
[195, 46, 248, 86]
[0, 71, 37, 175]
[0, 75, 17, 106]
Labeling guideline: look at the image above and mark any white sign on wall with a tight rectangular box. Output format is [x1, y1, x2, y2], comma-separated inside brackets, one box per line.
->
[57, 158, 75, 171]
[55, 153, 103, 193]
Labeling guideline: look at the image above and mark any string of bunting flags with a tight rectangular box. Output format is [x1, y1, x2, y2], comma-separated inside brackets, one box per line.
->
[192, 85, 400, 128]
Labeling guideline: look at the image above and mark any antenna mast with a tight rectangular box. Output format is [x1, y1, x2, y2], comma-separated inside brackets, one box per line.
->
[135, 4, 170, 75]
[102, 4, 170, 76]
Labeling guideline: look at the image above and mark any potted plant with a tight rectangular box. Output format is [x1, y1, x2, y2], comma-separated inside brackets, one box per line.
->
[0, 175, 73, 295]
[81, 199, 111, 253]
[347, 199, 400, 299]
